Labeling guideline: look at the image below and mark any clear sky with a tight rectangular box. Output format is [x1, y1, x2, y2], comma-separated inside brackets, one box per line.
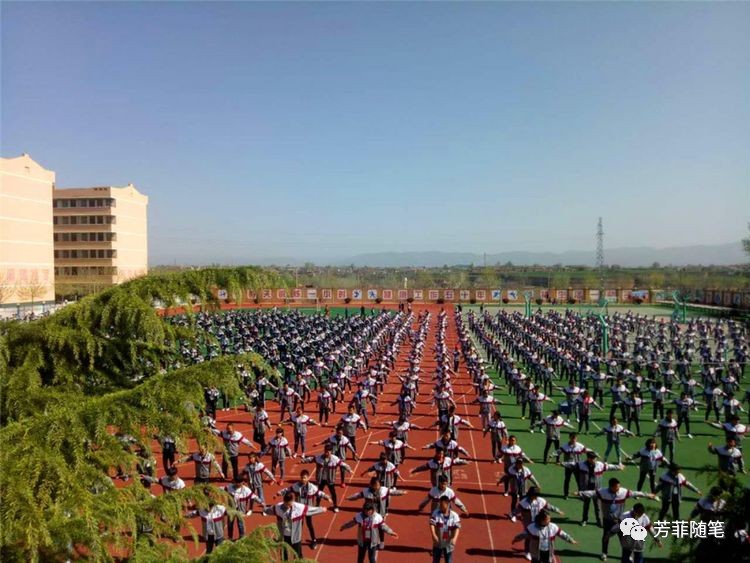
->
[2, 2, 749, 265]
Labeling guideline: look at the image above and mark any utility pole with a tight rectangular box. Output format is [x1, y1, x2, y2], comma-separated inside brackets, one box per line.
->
[596, 217, 605, 306]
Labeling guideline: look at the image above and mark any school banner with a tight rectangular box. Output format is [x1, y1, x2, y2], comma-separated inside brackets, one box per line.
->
[337, 289, 347, 300]
[605, 289, 617, 303]
[306, 288, 317, 300]
[217, 289, 228, 300]
[277, 289, 287, 299]
[491, 289, 502, 301]
[367, 289, 378, 300]
[428, 289, 440, 300]
[413, 289, 424, 300]
[459, 290, 471, 301]
[245, 289, 257, 300]
[352, 289, 363, 300]
[556, 289, 568, 302]
[540, 289, 550, 301]
[292, 288, 303, 300]
[383, 289, 394, 300]
[397, 289, 408, 301]
[572, 289, 584, 301]
[588, 289, 599, 303]
[475, 290, 486, 301]
[321, 289, 333, 300]
[507, 290, 518, 301]
[262, 289, 273, 300]
[444, 289, 454, 300]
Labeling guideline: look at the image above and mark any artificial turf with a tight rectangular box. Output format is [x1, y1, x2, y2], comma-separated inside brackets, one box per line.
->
[460, 308, 747, 563]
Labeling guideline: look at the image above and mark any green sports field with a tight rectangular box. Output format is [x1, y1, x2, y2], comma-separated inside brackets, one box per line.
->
[463, 311, 747, 563]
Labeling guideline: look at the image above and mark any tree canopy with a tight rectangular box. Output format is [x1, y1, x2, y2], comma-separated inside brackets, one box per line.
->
[0, 267, 301, 561]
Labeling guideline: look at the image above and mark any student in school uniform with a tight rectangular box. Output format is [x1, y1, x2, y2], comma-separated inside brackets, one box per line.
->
[253, 406, 272, 450]
[512, 511, 577, 563]
[512, 487, 565, 560]
[339, 502, 399, 563]
[264, 491, 328, 560]
[224, 474, 265, 540]
[556, 433, 596, 499]
[277, 469, 332, 550]
[429, 495, 462, 563]
[346, 476, 408, 519]
[597, 416, 634, 464]
[340, 404, 368, 452]
[361, 452, 404, 489]
[614, 503, 663, 563]
[535, 410, 574, 464]
[243, 450, 278, 505]
[417, 475, 469, 516]
[180, 446, 225, 484]
[212, 422, 255, 481]
[484, 410, 508, 463]
[261, 427, 293, 483]
[499, 458, 542, 515]
[300, 444, 353, 512]
[411, 450, 471, 487]
[576, 478, 657, 561]
[657, 463, 702, 520]
[186, 495, 228, 555]
[654, 410, 680, 463]
[627, 438, 668, 494]
[282, 406, 319, 458]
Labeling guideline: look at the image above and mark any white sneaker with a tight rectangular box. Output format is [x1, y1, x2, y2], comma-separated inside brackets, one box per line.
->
[510, 515, 517, 522]
[525, 554, 532, 561]
[333, 507, 340, 513]
[687, 433, 693, 439]
[503, 492, 509, 497]
[529, 429, 535, 433]
[601, 554, 607, 561]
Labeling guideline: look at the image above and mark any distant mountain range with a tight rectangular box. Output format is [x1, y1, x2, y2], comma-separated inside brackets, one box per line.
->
[154, 241, 747, 268]
[336, 242, 746, 268]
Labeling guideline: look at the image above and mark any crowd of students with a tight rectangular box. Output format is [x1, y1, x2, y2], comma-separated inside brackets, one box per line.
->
[470, 308, 748, 561]
[128, 305, 748, 562]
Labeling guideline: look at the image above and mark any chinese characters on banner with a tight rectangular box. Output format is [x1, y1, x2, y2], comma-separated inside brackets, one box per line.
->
[459, 290, 470, 301]
[277, 289, 287, 299]
[337, 289, 347, 300]
[321, 289, 332, 300]
[367, 289, 378, 300]
[413, 290, 424, 300]
[444, 290, 454, 300]
[428, 289, 439, 300]
[262, 289, 273, 300]
[292, 288, 303, 299]
[475, 290, 486, 301]
[507, 290, 518, 301]
[352, 289, 363, 300]
[382, 289, 393, 300]
[397, 289, 408, 301]
[556, 289, 567, 301]
[491, 289, 502, 301]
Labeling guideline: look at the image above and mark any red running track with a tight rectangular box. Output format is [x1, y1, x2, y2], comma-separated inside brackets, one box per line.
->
[147, 304, 519, 561]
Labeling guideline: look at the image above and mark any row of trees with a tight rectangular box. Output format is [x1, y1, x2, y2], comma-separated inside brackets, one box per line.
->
[289, 265, 749, 291]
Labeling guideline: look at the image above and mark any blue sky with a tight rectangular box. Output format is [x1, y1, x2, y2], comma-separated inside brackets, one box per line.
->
[2, 2, 749, 264]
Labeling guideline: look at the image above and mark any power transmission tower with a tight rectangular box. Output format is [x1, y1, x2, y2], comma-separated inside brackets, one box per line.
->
[596, 217, 605, 306]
